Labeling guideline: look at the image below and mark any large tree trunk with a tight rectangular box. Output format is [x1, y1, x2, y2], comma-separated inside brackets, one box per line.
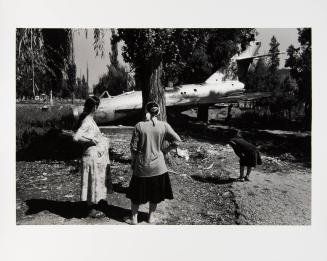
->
[139, 57, 167, 121]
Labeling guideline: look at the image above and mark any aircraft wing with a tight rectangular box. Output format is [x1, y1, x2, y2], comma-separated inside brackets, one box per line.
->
[236, 52, 285, 81]
[237, 52, 286, 61]
[213, 92, 272, 103]
[115, 108, 142, 113]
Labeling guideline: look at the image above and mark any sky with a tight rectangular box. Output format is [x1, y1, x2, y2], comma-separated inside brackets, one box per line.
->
[73, 29, 113, 87]
[256, 28, 300, 67]
[74, 28, 300, 87]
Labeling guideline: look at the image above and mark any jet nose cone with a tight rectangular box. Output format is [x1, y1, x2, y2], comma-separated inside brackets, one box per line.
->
[239, 81, 245, 89]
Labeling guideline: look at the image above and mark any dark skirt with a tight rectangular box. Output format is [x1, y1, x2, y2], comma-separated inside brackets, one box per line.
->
[239, 150, 262, 167]
[126, 172, 174, 204]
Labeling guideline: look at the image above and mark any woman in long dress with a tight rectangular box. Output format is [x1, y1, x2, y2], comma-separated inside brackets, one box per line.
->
[126, 101, 181, 224]
[73, 96, 110, 218]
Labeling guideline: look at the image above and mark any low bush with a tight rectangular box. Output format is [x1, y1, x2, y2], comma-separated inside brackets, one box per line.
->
[233, 111, 307, 131]
[16, 105, 81, 161]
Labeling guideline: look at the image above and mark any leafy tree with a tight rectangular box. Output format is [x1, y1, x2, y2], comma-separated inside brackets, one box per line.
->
[17, 28, 78, 101]
[109, 29, 119, 68]
[16, 29, 54, 98]
[244, 58, 269, 92]
[177, 43, 212, 85]
[93, 65, 130, 96]
[93, 30, 134, 96]
[268, 75, 299, 120]
[266, 35, 280, 91]
[42, 29, 72, 97]
[285, 28, 311, 123]
[111, 28, 256, 120]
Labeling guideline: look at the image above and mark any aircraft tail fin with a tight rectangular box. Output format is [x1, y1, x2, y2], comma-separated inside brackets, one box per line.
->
[235, 41, 261, 82]
[205, 41, 262, 84]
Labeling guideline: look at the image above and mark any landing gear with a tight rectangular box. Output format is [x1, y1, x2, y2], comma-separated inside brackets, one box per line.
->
[197, 105, 209, 123]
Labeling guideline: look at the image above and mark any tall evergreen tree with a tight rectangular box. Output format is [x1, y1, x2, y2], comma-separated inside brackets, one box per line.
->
[244, 58, 268, 92]
[266, 35, 280, 91]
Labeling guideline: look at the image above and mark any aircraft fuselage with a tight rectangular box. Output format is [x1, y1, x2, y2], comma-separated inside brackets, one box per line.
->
[73, 80, 244, 124]
[72, 40, 263, 124]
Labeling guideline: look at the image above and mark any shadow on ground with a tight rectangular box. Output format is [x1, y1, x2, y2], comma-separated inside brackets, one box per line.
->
[25, 198, 148, 223]
[190, 175, 236, 185]
[112, 183, 129, 194]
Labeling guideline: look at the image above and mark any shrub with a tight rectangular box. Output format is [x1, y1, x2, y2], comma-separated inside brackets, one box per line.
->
[16, 104, 81, 161]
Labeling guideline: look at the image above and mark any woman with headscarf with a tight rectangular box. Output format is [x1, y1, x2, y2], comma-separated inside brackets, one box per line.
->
[73, 96, 111, 218]
[126, 101, 181, 224]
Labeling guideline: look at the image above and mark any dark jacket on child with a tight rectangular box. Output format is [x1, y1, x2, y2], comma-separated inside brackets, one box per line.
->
[229, 138, 262, 167]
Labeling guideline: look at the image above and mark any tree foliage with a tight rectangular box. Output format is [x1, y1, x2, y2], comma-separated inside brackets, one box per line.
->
[111, 28, 256, 120]
[266, 35, 280, 91]
[42, 29, 73, 96]
[242, 35, 303, 123]
[285, 28, 311, 120]
[94, 30, 134, 96]
[244, 58, 269, 92]
[16, 29, 52, 98]
[245, 36, 282, 92]
[75, 76, 89, 99]
[16, 28, 75, 99]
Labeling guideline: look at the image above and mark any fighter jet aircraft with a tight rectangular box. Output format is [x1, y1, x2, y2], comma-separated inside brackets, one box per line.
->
[73, 40, 268, 124]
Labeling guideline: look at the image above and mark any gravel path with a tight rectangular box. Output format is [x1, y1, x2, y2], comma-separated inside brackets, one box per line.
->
[231, 168, 311, 225]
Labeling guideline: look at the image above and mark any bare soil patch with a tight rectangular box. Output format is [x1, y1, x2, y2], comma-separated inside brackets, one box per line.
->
[16, 125, 311, 225]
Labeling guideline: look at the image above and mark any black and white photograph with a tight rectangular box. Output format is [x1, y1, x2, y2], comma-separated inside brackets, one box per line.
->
[1, 0, 327, 261]
[15, 27, 312, 225]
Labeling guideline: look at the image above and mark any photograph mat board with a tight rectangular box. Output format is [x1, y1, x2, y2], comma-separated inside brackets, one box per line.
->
[1, 0, 327, 260]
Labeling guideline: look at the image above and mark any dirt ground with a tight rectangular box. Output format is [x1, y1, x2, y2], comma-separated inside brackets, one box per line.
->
[16, 123, 311, 225]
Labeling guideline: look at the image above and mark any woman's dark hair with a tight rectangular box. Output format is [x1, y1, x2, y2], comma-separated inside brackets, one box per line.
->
[75, 96, 100, 130]
[146, 101, 160, 126]
[146, 101, 159, 117]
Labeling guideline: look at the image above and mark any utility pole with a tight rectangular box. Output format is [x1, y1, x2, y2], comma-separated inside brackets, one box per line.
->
[70, 30, 75, 104]
[31, 29, 35, 99]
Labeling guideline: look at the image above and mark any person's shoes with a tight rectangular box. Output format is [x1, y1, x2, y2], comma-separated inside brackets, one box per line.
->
[89, 209, 106, 218]
[238, 177, 245, 182]
[124, 216, 138, 225]
[244, 176, 250, 181]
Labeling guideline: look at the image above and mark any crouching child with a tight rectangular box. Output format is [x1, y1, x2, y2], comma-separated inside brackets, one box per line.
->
[228, 133, 262, 182]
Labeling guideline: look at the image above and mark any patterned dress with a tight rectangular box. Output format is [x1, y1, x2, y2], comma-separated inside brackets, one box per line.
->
[73, 115, 110, 204]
